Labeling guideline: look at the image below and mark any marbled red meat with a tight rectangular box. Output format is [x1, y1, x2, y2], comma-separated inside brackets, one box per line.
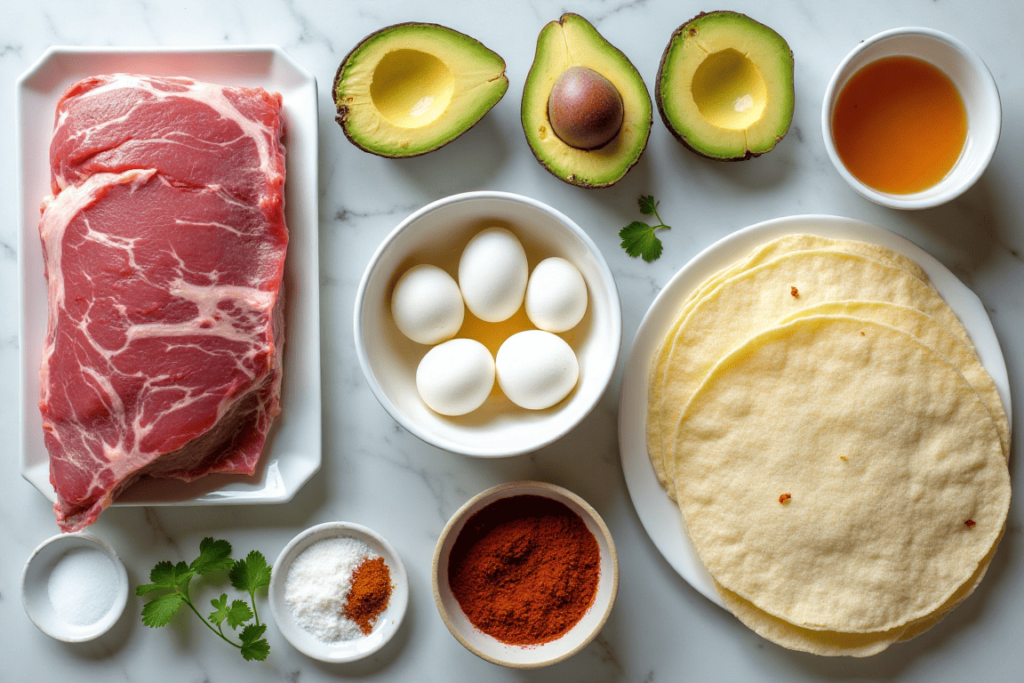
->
[39, 74, 287, 532]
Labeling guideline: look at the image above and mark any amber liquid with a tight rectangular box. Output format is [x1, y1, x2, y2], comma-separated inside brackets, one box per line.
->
[832, 56, 967, 194]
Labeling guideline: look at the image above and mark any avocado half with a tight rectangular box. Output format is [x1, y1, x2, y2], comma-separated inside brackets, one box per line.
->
[656, 11, 794, 161]
[522, 14, 653, 188]
[334, 23, 509, 158]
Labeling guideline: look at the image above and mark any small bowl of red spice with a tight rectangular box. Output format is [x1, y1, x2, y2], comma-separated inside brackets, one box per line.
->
[432, 481, 618, 668]
[268, 522, 409, 663]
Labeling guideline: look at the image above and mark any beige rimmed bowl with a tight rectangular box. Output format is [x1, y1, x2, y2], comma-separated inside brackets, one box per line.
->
[432, 481, 618, 669]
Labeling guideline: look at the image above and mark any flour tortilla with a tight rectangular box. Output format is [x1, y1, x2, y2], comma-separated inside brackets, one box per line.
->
[646, 235, 932, 492]
[715, 581, 906, 657]
[779, 301, 1008, 460]
[896, 526, 1003, 643]
[656, 250, 971, 495]
[671, 317, 1009, 633]
[715, 529, 1003, 655]
[675, 234, 929, 316]
[710, 300, 1008, 654]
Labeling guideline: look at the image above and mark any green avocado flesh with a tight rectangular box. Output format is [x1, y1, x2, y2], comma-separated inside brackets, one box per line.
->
[522, 13, 652, 188]
[656, 11, 794, 161]
[334, 23, 509, 158]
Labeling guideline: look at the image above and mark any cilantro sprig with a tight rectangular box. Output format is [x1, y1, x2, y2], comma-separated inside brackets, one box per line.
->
[136, 538, 271, 662]
[619, 194, 672, 262]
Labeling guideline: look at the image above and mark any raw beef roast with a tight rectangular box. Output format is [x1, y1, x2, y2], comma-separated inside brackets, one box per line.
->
[50, 74, 285, 203]
[39, 74, 288, 532]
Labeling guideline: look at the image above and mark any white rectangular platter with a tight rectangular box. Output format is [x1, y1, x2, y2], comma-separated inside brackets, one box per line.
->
[17, 46, 321, 507]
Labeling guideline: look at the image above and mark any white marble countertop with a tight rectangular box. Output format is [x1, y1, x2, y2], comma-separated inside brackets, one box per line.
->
[2, 0, 1022, 680]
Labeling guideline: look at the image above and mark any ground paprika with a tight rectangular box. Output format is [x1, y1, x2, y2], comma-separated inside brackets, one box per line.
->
[343, 556, 392, 635]
[447, 494, 601, 645]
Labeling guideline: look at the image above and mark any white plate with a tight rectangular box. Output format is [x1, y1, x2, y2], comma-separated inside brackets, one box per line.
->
[268, 522, 410, 663]
[16, 46, 321, 507]
[618, 215, 1012, 608]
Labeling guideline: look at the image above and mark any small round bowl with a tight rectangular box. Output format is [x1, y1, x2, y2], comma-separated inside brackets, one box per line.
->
[354, 191, 622, 457]
[432, 481, 618, 669]
[822, 27, 1001, 210]
[22, 533, 129, 642]
[268, 522, 409, 663]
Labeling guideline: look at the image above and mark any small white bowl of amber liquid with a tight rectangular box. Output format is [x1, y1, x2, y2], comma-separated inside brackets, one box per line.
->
[822, 27, 1000, 210]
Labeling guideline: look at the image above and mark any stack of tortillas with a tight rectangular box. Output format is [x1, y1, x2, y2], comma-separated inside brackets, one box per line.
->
[646, 234, 1010, 656]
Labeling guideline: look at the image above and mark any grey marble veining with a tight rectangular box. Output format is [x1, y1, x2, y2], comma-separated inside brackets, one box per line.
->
[2, 0, 1023, 680]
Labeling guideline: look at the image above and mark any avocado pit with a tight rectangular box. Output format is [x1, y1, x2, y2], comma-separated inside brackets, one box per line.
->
[547, 66, 624, 150]
[521, 13, 652, 188]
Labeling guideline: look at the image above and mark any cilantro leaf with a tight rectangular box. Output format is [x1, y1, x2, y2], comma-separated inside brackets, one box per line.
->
[230, 551, 272, 595]
[239, 624, 270, 662]
[191, 537, 233, 575]
[210, 594, 253, 629]
[209, 594, 230, 626]
[620, 221, 664, 263]
[226, 600, 254, 629]
[619, 195, 672, 263]
[152, 560, 195, 589]
[240, 623, 267, 643]
[638, 195, 658, 215]
[141, 592, 186, 627]
[135, 582, 169, 596]
[146, 561, 178, 587]
[241, 639, 271, 662]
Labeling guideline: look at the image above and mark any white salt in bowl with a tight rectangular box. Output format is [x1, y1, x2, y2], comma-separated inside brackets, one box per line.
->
[22, 532, 129, 642]
[268, 522, 409, 662]
[432, 481, 619, 668]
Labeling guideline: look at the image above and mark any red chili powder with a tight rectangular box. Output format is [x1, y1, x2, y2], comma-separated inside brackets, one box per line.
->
[343, 556, 392, 635]
[447, 494, 601, 645]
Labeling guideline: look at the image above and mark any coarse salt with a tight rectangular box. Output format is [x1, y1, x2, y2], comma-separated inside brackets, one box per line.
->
[47, 547, 118, 626]
[284, 537, 380, 642]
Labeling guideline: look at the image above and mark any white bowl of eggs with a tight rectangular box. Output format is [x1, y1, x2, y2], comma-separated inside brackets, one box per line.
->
[354, 191, 621, 457]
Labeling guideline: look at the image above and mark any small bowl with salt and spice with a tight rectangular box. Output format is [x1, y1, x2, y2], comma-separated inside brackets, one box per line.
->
[268, 522, 409, 662]
[432, 481, 618, 668]
[22, 532, 129, 642]
[822, 27, 1001, 210]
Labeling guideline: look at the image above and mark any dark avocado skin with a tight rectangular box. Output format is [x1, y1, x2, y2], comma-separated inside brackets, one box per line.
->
[521, 13, 652, 189]
[655, 11, 794, 162]
[333, 22, 508, 159]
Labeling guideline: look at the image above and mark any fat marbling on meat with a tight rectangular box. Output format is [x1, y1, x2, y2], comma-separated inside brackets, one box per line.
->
[39, 74, 288, 532]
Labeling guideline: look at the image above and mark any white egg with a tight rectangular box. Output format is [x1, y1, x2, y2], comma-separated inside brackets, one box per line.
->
[525, 257, 588, 333]
[391, 264, 464, 345]
[495, 330, 579, 410]
[458, 227, 528, 323]
[416, 339, 495, 416]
